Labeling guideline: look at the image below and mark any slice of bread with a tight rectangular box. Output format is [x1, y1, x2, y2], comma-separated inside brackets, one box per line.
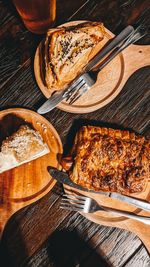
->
[45, 22, 105, 94]
[0, 125, 49, 173]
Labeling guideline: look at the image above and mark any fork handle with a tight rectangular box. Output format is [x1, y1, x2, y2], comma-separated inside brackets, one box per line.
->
[103, 207, 150, 225]
[85, 25, 134, 72]
[94, 32, 140, 73]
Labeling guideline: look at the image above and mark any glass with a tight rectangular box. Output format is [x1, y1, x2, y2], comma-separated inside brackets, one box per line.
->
[13, 0, 56, 34]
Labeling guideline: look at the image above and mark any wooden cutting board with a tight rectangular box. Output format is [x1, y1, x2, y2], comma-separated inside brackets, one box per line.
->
[64, 185, 150, 253]
[0, 108, 62, 237]
[34, 21, 150, 113]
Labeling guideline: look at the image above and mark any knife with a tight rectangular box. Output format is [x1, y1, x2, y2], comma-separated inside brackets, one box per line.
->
[38, 25, 134, 114]
[37, 78, 79, 114]
[48, 166, 150, 213]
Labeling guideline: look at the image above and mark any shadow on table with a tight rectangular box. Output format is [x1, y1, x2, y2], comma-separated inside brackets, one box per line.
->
[0, 216, 24, 267]
[0, 220, 111, 267]
[46, 229, 111, 267]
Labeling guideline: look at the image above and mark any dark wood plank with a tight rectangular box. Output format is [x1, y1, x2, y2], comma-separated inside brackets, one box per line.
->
[0, 64, 149, 135]
[22, 214, 114, 267]
[85, 229, 141, 267]
[0, 0, 87, 87]
[0, 192, 69, 266]
[0, 0, 38, 87]
[0, 0, 150, 266]
[123, 246, 150, 267]
[0, 63, 42, 107]
[0, 39, 149, 267]
[0, 0, 149, 89]
[67, 0, 150, 38]
[56, 0, 89, 25]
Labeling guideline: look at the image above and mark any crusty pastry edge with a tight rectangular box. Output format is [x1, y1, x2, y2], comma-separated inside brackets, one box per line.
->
[44, 21, 105, 94]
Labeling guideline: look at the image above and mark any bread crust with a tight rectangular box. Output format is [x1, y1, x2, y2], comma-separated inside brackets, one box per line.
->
[65, 126, 150, 194]
[0, 125, 49, 173]
[45, 22, 105, 94]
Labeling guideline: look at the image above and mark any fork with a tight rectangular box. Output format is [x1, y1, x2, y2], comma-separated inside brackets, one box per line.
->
[61, 194, 150, 225]
[66, 24, 147, 104]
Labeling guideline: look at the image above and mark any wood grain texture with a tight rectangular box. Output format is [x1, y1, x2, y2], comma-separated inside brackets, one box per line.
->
[0, 108, 62, 236]
[0, 0, 150, 266]
[64, 175, 150, 253]
[124, 246, 150, 267]
[34, 21, 150, 113]
[81, 229, 141, 267]
[0, 0, 87, 90]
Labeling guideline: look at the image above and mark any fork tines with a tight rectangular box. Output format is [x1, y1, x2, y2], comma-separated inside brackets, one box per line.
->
[65, 79, 86, 102]
[69, 83, 87, 104]
[66, 74, 94, 104]
[60, 194, 87, 212]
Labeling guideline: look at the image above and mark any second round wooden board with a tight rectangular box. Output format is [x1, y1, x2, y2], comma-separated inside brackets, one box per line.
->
[64, 182, 150, 224]
[34, 20, 150, 113]
[64, 184, 150, 252]
[0, 108, 62, 236]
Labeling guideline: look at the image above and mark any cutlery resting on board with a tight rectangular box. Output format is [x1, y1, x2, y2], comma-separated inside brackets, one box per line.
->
[48, 167, 150, 213]
[37, 24, 147, 114]
[61, 193, 150, 225]
[37, 25, 134, 114]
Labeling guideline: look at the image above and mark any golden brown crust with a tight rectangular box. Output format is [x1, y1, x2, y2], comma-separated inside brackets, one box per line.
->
[66, 126, 150, 194]
[45, 22, 105, 94]
[0, 125, 49, 173]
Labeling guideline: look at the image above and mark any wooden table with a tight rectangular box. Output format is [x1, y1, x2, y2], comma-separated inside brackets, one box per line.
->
[0, 0, 150, 266]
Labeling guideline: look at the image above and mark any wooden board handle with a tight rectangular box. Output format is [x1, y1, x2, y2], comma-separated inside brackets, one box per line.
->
[109, 44, 150, 109]
[132, 224, 150, 254]
[123, 44, 150, 76]
[126, 217, 150, 254]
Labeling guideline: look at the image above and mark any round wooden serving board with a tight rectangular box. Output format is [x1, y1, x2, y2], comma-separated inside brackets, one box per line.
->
[34, 20, 150, 113]
[64, 184, 150, 253]
[0, 108, 62, 237]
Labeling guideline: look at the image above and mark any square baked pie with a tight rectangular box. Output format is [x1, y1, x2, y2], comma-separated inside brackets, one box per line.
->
[0, 125, 49, 173]
[62, 126, 150, 194]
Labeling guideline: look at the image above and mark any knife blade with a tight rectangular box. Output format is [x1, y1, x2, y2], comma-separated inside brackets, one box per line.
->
[48, 167, 150, 213]
[37, 89, 65, 114]
[37, 25, 134, 114]
[48, 166, 109, 196]
[37, 74, 81, 114]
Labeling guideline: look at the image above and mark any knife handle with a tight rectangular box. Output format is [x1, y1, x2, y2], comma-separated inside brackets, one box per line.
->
[103, 207, 150, 225]
[111, 193, 150, 213]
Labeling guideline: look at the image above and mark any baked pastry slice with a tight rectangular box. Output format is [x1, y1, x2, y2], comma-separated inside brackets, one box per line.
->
[0, 125, 49, 173]
[62, 126, 150, 194]
[45, 21, 105, 94]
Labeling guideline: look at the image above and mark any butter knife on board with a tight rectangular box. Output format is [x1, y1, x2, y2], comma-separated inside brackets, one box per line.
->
[37, 25, 134, 114]
[48, 167, 150, 213]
